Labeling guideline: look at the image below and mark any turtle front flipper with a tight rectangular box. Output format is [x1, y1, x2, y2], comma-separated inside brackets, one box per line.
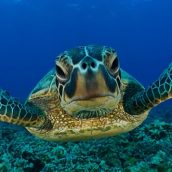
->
[125, 63, 172, 115]
[0, 89, 50, 128]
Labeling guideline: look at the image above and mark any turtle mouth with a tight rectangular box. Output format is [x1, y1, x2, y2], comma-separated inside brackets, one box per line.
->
[62, 94, 121, 119]
[69, 94, 115, 104]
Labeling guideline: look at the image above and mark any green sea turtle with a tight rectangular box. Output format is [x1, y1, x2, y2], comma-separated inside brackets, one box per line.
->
[0, 45, 172, 141]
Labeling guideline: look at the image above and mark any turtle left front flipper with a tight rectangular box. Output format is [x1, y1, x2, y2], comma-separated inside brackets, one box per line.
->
[125, 63, 172, 115]
[0, 89, 50, 128]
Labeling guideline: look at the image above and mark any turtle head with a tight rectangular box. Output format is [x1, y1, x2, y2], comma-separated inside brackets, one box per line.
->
[55, 45, 121, 118]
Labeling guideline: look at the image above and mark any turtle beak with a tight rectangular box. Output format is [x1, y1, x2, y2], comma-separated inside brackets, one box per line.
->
[76, 56, 118, 99]
[76, 66, 109, 98]
[64, 56, 118, 102]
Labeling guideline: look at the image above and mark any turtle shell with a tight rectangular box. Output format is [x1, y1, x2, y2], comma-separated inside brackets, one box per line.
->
[25, 69, 148, 141]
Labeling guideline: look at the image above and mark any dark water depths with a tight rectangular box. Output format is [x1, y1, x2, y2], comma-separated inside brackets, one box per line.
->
[0, 0, 172, 101]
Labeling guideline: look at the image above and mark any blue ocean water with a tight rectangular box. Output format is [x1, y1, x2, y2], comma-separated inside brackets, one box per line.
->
[0, 0, 172, 101]
[0, 1, 172, 171]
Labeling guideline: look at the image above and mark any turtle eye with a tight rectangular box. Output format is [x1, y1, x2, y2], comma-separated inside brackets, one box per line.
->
[110, 57, 119, 73]
[56, 65, 68, 82]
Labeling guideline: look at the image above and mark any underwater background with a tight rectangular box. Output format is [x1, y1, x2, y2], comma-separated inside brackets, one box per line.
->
[0, 0, 172, 171]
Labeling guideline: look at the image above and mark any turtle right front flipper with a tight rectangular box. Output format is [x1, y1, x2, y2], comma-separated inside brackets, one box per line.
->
[125, 63, 172, 115]
[0, 89, 48, 128]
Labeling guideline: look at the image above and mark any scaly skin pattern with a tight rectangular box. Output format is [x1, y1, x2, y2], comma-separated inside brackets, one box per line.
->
[27, 90, 148, 142]
[126, 63, 172, 115]
[0, 89, 46, 128]
[26, 70, 148, 141]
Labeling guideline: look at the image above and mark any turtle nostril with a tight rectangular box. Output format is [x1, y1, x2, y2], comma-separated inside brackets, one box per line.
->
[81, 60, 96, 70]
[82, 62, 87, 70]
[91, 62, 96, 68]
